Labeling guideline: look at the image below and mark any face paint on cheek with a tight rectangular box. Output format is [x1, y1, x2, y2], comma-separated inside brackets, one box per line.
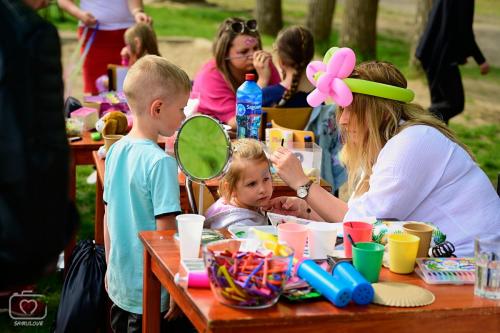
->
[244, 37, 257, 47]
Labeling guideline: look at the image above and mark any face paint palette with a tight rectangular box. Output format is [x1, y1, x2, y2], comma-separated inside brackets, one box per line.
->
[415, 258, 475, 285]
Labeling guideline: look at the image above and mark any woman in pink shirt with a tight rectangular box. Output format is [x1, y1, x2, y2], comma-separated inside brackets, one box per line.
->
[193, 18, 280, 128]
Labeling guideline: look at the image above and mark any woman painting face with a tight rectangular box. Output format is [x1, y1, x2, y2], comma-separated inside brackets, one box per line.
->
[227, 35, 259, 72]
[338, 106, 363, 144]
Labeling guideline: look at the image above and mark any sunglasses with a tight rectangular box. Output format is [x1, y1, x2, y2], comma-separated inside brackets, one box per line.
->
[227, 19, 258, 33]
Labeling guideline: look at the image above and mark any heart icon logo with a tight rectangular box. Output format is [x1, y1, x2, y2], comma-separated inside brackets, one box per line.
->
[19, 299, 37, 316]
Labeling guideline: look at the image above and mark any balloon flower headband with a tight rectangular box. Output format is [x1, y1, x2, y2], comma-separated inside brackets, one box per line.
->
[306, 47, 415, 107]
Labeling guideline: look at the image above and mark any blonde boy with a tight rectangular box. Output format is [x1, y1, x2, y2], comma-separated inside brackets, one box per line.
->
[103, 55, 190, 332]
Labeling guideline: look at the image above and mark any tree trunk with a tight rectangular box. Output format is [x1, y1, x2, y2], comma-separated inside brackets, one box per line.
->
[340, 0, 379, 61]
[409, 0, 434, 74]
[306, 0, 336, 43]
[255, 0, 283, 36]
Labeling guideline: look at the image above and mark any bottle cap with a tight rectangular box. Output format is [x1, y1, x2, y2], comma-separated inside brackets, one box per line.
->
[245, 73, 256, 81]
[266, 122, 272, 128]
[304, 135, 313, 142]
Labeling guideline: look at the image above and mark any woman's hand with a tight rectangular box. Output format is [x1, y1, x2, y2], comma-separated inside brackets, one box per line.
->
[270, 147, 310, 190]
[264, 196, 308, 218]
[80, 11, 97, 26]
[253, 50, 271, 87]
[134, 11, 152, 24]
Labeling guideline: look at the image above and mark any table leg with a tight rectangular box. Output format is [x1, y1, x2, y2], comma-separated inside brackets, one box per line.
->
[95, 172, 104, 245]
[143, 249, 161, 333]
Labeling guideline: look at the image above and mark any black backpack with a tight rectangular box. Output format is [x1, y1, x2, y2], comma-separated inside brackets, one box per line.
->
[0, 1, 78, 288]
[54, 240, 107, 333]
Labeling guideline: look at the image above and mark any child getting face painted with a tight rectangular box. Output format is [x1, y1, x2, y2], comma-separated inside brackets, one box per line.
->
[204, 139, 273, 229]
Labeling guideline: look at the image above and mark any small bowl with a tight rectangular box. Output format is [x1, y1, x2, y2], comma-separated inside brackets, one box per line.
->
[203, 239, 293, 309]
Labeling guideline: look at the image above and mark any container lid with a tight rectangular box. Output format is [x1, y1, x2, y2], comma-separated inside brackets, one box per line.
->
[245, 73, 256, 81]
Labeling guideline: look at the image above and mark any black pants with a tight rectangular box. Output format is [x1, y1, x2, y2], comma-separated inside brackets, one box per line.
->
[425, 63, 464, 124]
[110, 303, 196, 333]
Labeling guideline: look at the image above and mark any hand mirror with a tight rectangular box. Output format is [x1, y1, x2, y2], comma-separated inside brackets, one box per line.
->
[175, 115, 231, 213]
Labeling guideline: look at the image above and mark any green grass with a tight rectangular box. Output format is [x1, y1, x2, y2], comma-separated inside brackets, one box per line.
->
[450, 123, 500, 184]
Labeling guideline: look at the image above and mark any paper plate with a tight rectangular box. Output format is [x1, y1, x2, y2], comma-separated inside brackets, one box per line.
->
[371, 282, 435, 307]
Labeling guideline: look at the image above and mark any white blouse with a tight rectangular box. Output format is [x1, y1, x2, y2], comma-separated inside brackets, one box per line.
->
[80, 0, 134, 30]
[344, 125, 500, 257]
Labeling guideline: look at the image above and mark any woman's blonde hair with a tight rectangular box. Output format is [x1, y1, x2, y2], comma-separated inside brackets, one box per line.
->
[337, 61, 474, 197]
[219, 138, 270, 202]
[125, 23, 161, 59]
[213, 17, 262, 92]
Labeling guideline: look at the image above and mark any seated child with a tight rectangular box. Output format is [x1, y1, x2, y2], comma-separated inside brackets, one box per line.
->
[96, 22, 161, 92]
[262, 25, 315, 107]
[204, 138, 273, 229]
[103, 55, 191, 331]
[121, 22, 161, 66]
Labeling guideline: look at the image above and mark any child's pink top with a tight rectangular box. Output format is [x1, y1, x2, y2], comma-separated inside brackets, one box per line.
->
[192, 59, 281, 123]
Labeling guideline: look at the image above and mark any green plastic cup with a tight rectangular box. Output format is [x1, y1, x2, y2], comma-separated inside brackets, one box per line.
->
[352, 242, 385, 283]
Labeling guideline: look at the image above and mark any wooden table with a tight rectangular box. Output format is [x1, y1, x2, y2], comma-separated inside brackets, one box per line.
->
[65, 131, 104, 270]
[93, 151, 332, 244]
[139, 230, 500, 333]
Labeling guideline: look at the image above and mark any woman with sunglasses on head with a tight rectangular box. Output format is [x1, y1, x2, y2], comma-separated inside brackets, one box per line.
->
[262, 26, 315, 107]
[265, 58, 500, 257]
[192, 18, 281, 129]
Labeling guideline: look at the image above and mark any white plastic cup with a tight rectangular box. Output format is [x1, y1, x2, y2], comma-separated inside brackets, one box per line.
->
[307, 222, 338, 259]
[177, 214, 205, 259]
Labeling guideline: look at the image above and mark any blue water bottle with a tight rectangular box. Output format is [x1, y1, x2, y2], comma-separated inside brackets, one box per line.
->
[236, 73, 262, 139]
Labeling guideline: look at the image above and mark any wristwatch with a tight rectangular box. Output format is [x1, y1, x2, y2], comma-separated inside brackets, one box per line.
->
[296, 180, 313, 199]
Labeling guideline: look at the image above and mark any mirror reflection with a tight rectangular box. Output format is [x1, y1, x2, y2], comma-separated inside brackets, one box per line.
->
[175, 115, 231, 181]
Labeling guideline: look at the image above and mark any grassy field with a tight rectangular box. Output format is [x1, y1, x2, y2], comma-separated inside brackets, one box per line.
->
[1, 1, 498, 332]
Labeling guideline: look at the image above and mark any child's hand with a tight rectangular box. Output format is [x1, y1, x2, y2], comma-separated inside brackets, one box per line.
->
[253, 50, 272, 87]
[264, 196, 307, 217]
[164, 298, 182, 321]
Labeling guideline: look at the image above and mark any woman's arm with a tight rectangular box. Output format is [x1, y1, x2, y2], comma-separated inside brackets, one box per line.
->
[57, 0, 97, 25]
[127, 0, 152, 24]
[270, 147, 348, 222]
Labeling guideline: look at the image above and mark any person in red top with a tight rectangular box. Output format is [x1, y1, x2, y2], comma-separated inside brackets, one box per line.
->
[58, 0, 152, 95]
[193, 18, 280, 129]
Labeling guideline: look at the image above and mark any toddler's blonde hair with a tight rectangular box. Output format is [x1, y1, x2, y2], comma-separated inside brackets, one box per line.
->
[123, 55, 191, 114]
[219, 139, 270, 202]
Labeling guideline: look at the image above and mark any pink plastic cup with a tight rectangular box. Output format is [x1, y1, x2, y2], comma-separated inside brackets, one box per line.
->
[277, 223, 308, 259]
[343, 221, 373, 257]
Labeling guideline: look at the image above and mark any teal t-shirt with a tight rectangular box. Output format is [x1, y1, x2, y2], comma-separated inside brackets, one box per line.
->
[104, 136, 180, 314]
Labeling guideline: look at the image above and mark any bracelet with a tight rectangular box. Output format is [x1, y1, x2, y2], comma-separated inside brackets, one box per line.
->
[131, 8, 144, 15]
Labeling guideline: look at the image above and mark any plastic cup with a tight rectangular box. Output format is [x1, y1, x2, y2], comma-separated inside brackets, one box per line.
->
[307, 222, 338, 259]
[277, 223, 308, 259]
[103, 134, 123, 151]
[388, 234, 420, 274]
[474, 238, 500, 300]
[343, 221, 373, 257]
[352, 242, 385, 283]
[176, 214, 205, 259]
[403, 222, 433, 258]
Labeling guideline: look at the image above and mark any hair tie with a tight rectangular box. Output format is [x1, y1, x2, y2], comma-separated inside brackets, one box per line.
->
[305, 47, 415, 107]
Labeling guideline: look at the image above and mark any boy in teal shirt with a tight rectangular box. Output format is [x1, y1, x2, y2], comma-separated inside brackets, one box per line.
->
[103, 55, 190, 332]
